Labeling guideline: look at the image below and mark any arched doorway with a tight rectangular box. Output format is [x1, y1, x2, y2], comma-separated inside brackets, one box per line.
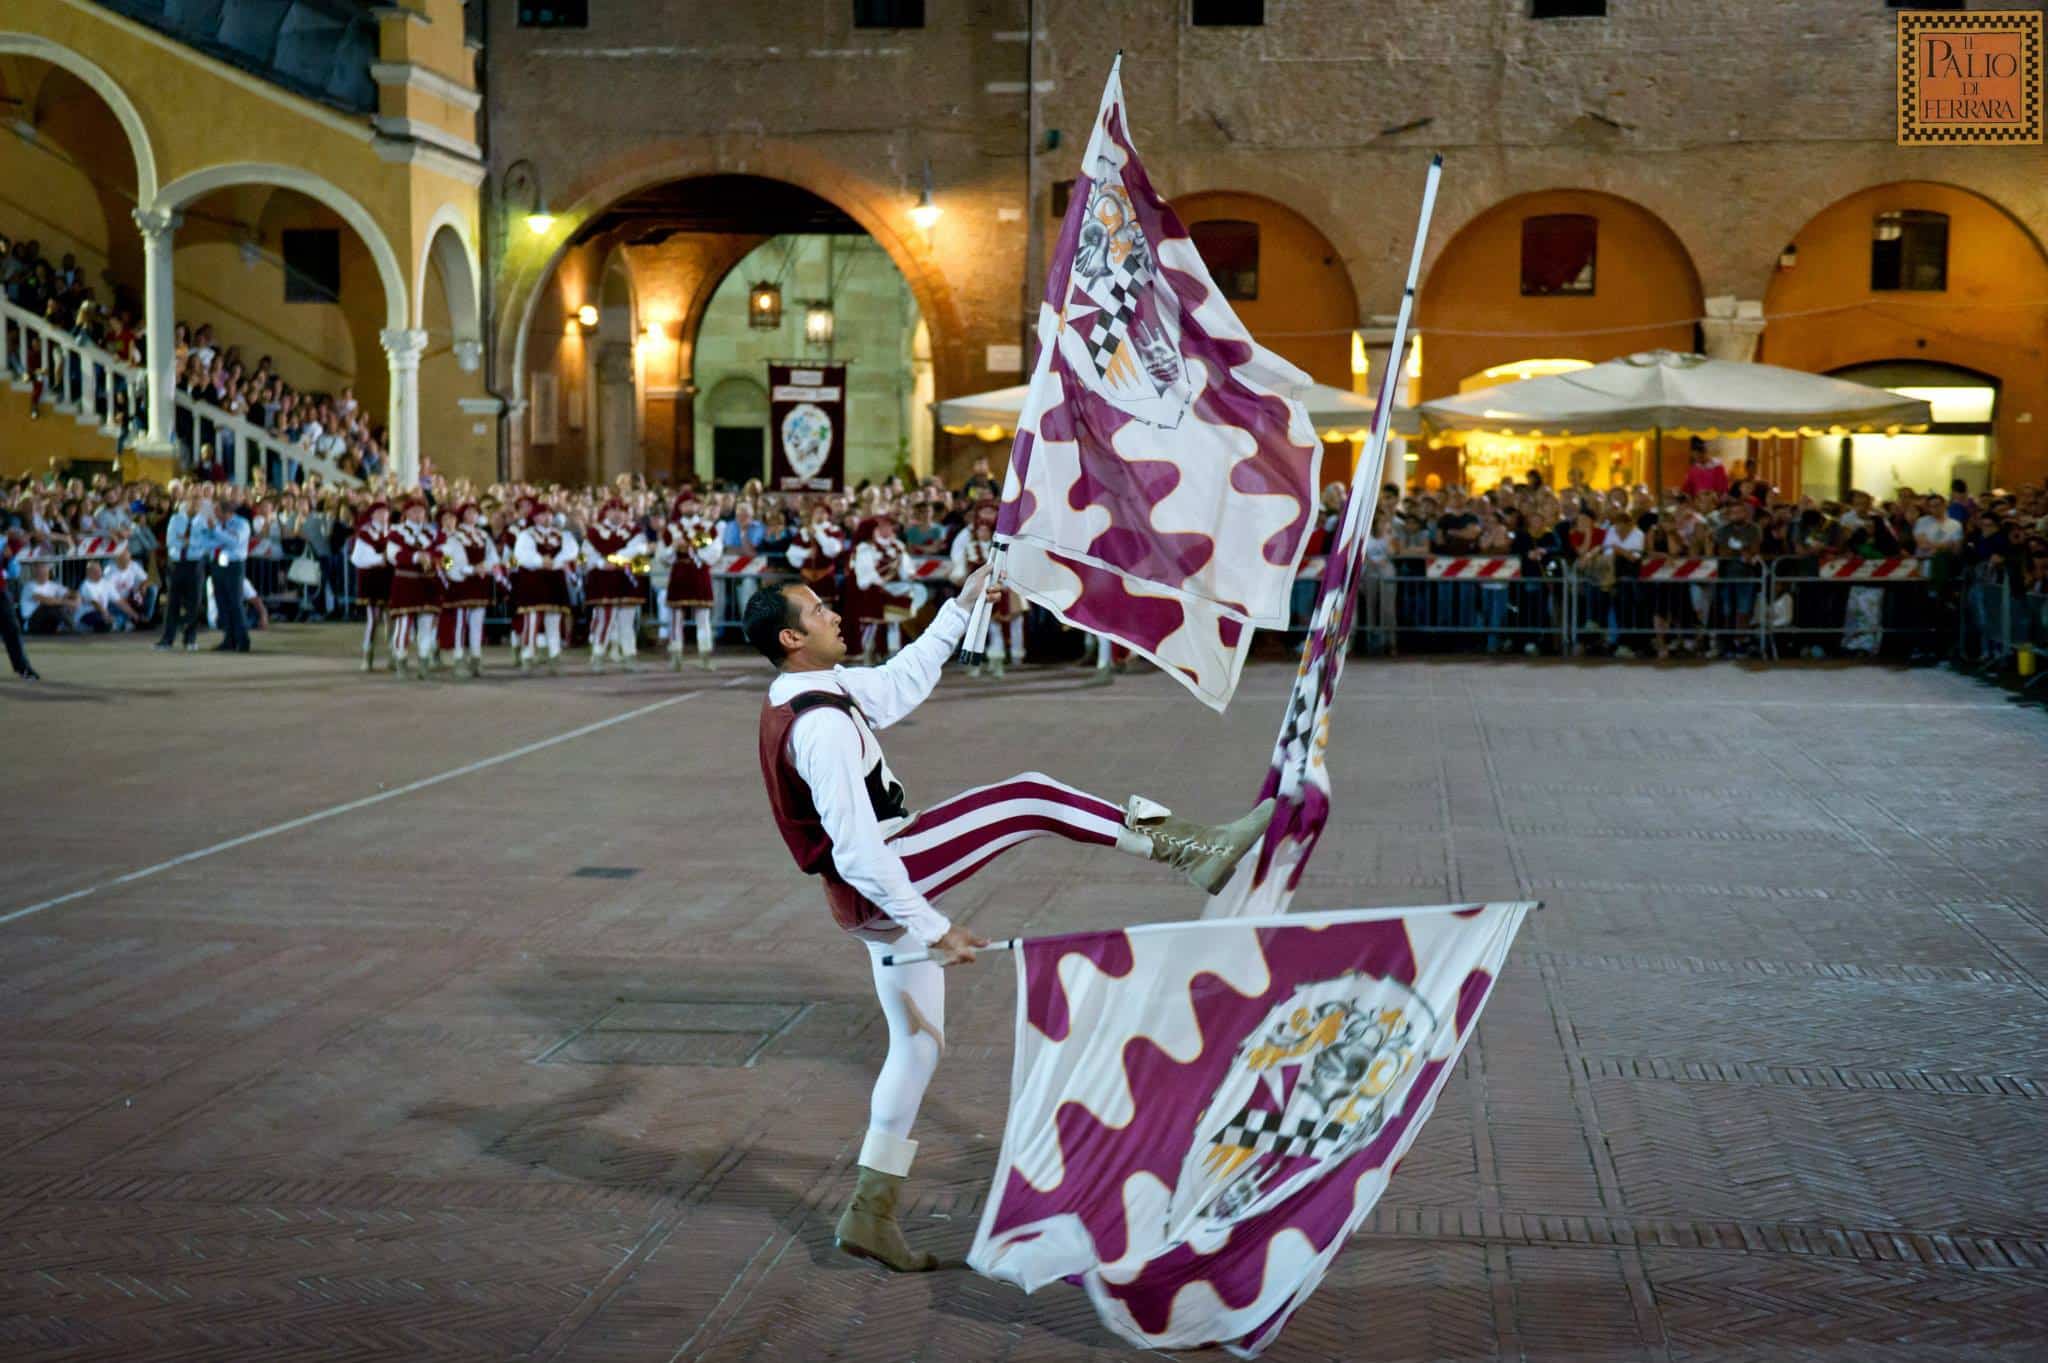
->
[511, 174, 927, 489]
[149, 165, 411, 480]
[1171, 190, 1360, 481]
[1763, 182, 2048, 490]
[1801, 361, 2001, 500]
[1420, 190, 1702, 491]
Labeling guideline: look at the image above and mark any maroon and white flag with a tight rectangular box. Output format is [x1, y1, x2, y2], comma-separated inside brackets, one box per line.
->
[968, 903, 1532, 1355]
[1210, 155, 1440, 919]
[995, 58, 1322, 711]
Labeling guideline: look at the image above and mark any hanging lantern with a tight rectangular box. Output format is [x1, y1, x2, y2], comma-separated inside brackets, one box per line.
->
[803, 301, 835, 346]
[747, 281, 783, 330]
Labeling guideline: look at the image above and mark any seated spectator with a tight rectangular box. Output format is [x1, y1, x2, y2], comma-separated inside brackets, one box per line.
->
[101, 548, 155, 628]
[20, 563, 78, 634]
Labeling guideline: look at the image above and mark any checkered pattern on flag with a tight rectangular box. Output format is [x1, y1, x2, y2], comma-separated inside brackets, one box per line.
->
[968, 903, 1532, 1356]
[994, 58, 1322, 712]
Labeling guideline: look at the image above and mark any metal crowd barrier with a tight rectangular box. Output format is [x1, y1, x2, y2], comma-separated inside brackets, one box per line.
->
[193, 545, 2016, 666]
[1957, 576, 2046, 669]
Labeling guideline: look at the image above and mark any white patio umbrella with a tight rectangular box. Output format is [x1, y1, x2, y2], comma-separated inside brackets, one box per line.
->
[1418, 350, 1933, 441]
[935, 380, 1420, 442]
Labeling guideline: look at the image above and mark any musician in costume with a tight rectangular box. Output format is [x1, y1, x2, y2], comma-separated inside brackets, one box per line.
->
[582, 498, 649, 672]
[348, 500, 394, 672]
[662, 492, 721, 671]
[846, 512, 919, 662]
[438, 502, 497, 678]
[385, 497, 444, 679]
[744, 571, 1273, 1273]
[787, 503, 845, 595]
[512, 502, 578, 673]
[948, 501, 1025, 678]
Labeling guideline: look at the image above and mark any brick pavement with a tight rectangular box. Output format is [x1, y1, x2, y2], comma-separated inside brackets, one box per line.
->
[2, 627, 2044, 1361]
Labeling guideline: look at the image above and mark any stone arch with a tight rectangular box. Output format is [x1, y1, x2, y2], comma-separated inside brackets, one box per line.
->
[154, 163, 407, 332]
[415, 203, 480, 351]
[1763, 181, 2048, 487]
[497, 140, 967, 411]
[0, 33, 157, 203]
[1419, 188, 1703, 403]
[1168, 189, 1360, 384]
[704, 374, 768, 427]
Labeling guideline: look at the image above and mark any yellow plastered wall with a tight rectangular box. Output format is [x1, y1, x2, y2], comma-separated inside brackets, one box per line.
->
[1762, 182, 2048, 490]
[3, 0, 485, 482]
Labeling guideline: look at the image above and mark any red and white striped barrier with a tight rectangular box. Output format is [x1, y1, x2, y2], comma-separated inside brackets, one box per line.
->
[1813, 556, 1924, 580]
[1426, 556, 1521, 580]
[713, 552, 953, 578]
[1639, 557, 1719, 581]
[19, 534, 123, 562]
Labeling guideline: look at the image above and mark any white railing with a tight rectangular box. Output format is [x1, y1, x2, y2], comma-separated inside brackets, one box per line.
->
[0, 295, 359, 488]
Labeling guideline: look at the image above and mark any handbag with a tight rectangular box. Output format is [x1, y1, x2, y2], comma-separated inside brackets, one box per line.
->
[287, 551, 322, 587]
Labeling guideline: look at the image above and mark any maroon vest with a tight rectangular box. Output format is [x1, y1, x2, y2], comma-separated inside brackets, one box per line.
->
[759, 691, 891, 933]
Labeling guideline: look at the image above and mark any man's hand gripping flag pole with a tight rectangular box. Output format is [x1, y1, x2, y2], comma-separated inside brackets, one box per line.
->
[1209, 152, 1442, 920]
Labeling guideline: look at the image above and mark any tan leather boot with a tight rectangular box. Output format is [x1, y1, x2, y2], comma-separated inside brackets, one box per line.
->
[1126, 797, 1277, 895]
[834, 1166, 938, 1272]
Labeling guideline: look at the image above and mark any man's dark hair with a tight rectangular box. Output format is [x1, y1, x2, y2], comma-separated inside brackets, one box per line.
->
[743, 584, 803, 664]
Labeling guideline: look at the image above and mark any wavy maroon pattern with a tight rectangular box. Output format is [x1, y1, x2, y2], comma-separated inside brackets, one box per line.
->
[988, 949, 1499, 1348]
[987, 920, 1418, 1263]
[1024, 930, 1136, 1043]
[998, 93, 1314, 647]
[1046, 550, 1184, 654]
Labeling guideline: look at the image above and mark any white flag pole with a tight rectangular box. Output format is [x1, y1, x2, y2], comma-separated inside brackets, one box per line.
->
[1335, 153, 1441, 560]
[880, 936, 1021, 968]
[955, 544, 1003, 667]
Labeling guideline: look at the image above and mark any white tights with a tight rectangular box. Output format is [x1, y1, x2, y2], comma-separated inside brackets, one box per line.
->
[864, 941, 945, 1154]
[860, 621, 903, 658]
[362, 606, 384, 655]
[446, 607, 484, 658]
[669, 605, 713, 654]
[519, 611, 563, 658]
[391, 612, 435, 661]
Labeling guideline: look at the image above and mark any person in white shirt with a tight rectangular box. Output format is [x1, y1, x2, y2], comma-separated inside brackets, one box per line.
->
[1912, 493, 1962, 558]
[745, 567, 1273, 1272]
[74, 561, 121, 632]
[102, 549, 152, 625]
[21, 565, 78, 634]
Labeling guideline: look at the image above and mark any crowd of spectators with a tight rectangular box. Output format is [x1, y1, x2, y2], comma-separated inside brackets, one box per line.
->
[5, 448, 2045, 663]
[1, 234, 389, 480]
[1350, 446, 2048, 659]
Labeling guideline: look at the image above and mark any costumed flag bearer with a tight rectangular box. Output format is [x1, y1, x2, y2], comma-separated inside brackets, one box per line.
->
[582, 498, 648, 672]
[385, 497, 443, 680]
[512, 502, 577, 673]
[743, 569, 1274, 1274]
[662, 492, 721, 671]
[846, 512, 918, 662]
[438, 502, 496, 678]
[348, 500, 394, 671]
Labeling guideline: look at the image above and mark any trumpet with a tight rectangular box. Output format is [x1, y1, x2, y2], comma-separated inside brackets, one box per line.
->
[608, 552, 656, 574]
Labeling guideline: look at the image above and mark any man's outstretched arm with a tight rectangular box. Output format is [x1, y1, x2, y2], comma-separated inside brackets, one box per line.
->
[835, 563, 988, 729]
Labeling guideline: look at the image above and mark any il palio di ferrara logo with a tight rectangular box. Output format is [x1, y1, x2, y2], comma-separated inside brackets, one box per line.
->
[1897, 9, 2043, 146]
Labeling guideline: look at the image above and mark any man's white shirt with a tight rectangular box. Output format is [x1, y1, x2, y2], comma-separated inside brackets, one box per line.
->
[766, 598, 971, 946]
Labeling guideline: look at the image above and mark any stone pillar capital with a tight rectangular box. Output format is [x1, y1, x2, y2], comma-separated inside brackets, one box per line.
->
[452, 339, 483, 373]
[380, 327, 430, 367]
[1699, 296, 1766, 364]
[131, 206, 183, 240]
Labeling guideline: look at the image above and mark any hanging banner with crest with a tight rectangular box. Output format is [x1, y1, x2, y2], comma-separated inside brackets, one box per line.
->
[967, 902, 1533, 1356]
[993, 57, 1323, 711]
[770, 361, 847, 492]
